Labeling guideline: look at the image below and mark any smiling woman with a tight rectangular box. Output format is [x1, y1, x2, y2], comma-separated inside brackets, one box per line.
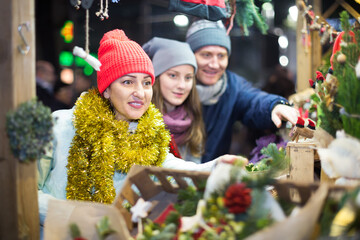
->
[103, 73, 153, 121]
[143, 37, 205, 163]
[37, 29, 246, 236]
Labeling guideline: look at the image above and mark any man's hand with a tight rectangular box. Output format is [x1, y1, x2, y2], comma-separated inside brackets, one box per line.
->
[271, 104, 299, 128]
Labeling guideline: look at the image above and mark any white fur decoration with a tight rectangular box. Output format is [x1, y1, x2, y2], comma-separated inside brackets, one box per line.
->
[73, 46, 101, 71]
[317, 130, 360, 179]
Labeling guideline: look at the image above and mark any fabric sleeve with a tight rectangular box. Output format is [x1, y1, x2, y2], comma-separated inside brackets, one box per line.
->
[37, 108, 75, 226]
[38, 189, 57, 225]
[37, 134, 58, 226]
[229, 71, 287, 129]
[162, 152, 215, 172]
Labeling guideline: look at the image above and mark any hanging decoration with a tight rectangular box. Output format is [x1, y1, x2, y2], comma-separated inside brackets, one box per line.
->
[224, 0, 270, 36]
[297, 0, 341, 50]
[69, 0, 121, 71]
[168, 0, 270, 36]
[168, 0, 228, 22]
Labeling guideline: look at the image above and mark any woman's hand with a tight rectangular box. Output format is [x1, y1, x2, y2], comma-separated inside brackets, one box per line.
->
[216, 154, 248, 165]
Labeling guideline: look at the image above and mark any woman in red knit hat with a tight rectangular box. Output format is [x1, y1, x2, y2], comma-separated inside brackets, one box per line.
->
[37, 29, 245, 232]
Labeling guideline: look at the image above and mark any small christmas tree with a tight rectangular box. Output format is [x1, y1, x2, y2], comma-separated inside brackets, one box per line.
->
[311, 11, 360, 139]
[332, 11, 360, 139]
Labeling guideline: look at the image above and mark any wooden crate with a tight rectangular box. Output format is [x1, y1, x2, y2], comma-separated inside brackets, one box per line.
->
[113, 165, 210, 233]
[286, 140, 336, 184]
[286, 140, 320, 183]
[113, 165, 353, 239]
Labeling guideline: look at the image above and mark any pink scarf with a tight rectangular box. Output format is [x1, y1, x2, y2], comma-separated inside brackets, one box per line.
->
[162, 106, 192, 146]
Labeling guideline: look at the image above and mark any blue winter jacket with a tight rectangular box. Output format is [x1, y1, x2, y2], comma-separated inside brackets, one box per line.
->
[201, 70, 287, 163]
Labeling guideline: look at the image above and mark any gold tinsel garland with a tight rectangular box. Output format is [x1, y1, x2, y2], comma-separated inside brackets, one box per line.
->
[66, 88, 170, 203]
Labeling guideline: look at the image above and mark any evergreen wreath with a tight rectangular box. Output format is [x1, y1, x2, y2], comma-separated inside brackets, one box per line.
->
[66, 88, 171, 203]
[6, 99, 53, 163]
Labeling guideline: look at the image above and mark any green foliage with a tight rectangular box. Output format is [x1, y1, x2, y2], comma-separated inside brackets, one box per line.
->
[245, 158, 270, 172]
[226, 0, 271, 36]
[319, 198, 339, 236]
[96, 216, 116, 240]
[333, 11, 360, 139]
[244, 143, 289, 188]
[318, 188, 360, 237]
[175, 183, 205, 216]
[317, 102, 343, 137]
[311, 11, 360, 139]
[6, 99, 53, 162]
[69, 223, 82, 238]
[139, 220, 177, 240]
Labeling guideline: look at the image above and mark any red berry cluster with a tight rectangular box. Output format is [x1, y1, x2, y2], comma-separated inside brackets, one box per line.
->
[224, 183, 252, 214]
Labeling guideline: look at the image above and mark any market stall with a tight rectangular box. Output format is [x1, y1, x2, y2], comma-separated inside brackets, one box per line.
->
[1, 0, 360, 239]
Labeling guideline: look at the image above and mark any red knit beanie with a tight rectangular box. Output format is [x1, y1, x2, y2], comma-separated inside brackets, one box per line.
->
[97, 29, 155, 94]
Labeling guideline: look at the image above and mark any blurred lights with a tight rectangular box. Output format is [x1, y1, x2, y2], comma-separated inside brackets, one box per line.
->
[60, 21, 74, 43]
[262, 2, 274, 19]
[288, 6, 298, 22]
[173, 15, 189, 27]
[84, 64, 94, 76]
[278, 36, 288, 49]
[60, 68, 74, 84]
[262, 2, 273, 11]
[59, 51, 96, 76]
[279, 55, 289, 67]
[59, 51, 74, 67]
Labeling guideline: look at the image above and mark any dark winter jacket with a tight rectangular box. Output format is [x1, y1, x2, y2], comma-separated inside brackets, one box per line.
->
[201, 70, 287, 163]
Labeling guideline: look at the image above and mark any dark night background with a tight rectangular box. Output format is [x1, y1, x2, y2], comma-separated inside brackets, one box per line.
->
[35, 0, 360, 156]
[35, 0, 360, 86]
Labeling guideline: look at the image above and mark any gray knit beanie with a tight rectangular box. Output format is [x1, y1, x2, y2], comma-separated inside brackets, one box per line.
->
[186, 19, 231, 55]
[142, 37, 197, 77]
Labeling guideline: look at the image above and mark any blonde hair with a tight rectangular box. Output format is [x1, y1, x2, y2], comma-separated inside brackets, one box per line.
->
[152, 75, 205, 157]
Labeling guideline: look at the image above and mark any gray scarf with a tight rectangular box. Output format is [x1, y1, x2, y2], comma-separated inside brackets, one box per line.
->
[196, 73, 227, 105]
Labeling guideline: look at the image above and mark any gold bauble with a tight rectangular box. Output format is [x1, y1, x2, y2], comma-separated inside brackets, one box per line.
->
[337, 53, 346, 64]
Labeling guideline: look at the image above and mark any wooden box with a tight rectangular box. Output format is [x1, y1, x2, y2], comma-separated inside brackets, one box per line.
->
[286, 140, 319, 183]
[286, 140, 336, 184]
[113, 165, 348, 239]
[113, 165, 210, 233]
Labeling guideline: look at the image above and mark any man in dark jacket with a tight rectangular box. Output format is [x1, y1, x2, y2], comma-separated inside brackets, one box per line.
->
[186, 19, 299, 163]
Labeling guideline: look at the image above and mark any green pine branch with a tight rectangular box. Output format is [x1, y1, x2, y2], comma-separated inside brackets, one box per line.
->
[332, 11, 360, 139]
[233, 0, 270, 36]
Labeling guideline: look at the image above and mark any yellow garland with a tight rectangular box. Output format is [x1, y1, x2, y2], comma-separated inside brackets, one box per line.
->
[66, 88, 170, 203]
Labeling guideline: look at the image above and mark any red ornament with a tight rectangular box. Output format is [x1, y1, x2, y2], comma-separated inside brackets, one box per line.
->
[169, 134, 182, 159]
[224, 183, 252, 214]
[295, 116, 305, 128]
[154, 204, 177, 225]
[316, 71, 324, 82]
[309, 78, 315, 88]
[307, 119, 316, 130]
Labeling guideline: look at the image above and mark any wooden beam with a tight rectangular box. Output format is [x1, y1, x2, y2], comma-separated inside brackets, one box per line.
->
[337, 0, 360, 20]
[296, 0, 322, 92]
[296, 2, 312, 92]
[311, 0, 322, 81]
[0, 0, 38, 239]
[322, 2, 339, 19]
